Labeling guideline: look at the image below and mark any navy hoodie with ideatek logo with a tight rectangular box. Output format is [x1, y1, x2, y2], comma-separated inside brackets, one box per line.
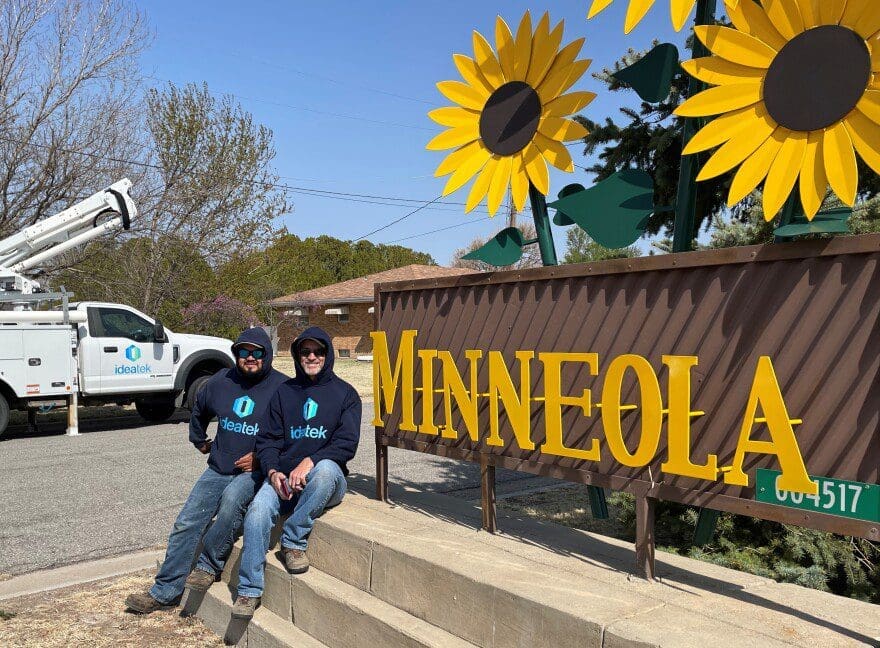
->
[256, 327, 361, 476]
[190, 327, 287, 475]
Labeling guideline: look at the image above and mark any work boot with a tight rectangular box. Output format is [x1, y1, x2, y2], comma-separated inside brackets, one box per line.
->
[124, 590, 177, 614]
[184, 568, 216, 592]
[231, 595, 260, 619]
[281, 547, 309, 574]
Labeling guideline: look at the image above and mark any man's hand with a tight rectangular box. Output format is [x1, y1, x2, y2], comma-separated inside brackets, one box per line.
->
[234, 452, 255, 472]
[198, 439, 212, 454]
[288, 457, 314, 492]
[270, 470, 291, 500]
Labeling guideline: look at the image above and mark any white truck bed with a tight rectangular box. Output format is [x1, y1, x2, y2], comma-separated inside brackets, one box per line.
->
[0, 323, 76, 400]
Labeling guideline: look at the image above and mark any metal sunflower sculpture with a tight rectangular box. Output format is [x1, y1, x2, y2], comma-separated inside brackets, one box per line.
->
[427, 11, 595, 216]
[587, 0, 702, 34]
[677, 0, 880, 220]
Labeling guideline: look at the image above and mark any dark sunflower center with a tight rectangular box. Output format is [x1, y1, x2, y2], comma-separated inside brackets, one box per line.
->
[764, 25, 870, 131]
[479, 81, 542, 156]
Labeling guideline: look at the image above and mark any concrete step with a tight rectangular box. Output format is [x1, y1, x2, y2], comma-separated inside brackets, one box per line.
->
[185, 581, 327, 648]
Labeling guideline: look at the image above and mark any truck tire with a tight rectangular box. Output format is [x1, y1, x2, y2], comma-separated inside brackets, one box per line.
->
[184, 374, 211, 411]
[135, 399, 177, 423]
[0, 393, 8, 438]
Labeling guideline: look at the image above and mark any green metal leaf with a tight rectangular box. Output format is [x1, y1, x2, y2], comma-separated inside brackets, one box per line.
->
[461, 227, 525, 266]
[773, 207, 852, 239]
[613, 43, 680, 104]
[548, 169, 653, 249]
[551, 183, 586, 226]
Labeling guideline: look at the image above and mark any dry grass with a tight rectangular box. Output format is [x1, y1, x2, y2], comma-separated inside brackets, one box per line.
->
[498, 485, 627, 537]
[0, 571, 223, 648]
[273, 356, 373, 399]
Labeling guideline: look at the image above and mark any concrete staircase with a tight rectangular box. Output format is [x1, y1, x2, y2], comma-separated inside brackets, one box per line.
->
[185, 485, 880, 648]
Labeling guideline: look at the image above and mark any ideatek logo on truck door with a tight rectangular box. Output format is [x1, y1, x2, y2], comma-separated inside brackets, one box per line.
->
[114, 345, 152, 374]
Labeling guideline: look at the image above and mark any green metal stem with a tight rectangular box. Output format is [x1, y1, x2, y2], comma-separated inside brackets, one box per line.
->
[528, 183, 558, 266]
[671, 0, 717, 253]
[773, 191, 802, 243]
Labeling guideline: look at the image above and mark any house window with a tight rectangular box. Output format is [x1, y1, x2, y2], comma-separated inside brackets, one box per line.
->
[338, 313, 349, 324]
[338, 349, 351, 358]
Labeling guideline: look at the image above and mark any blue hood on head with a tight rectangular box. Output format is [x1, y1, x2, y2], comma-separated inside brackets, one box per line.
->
[232, 327, 274, 380]
[291, 326, 334, 383]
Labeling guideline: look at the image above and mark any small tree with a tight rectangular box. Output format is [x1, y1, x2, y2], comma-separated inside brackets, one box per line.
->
[181, 296, 261, 341]
[563, 227, 640, 264]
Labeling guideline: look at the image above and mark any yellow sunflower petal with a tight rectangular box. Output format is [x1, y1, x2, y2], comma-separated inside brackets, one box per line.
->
[764, 0, 805, 41]
[495, 17, 516, 82]
[426, 124, 480, 151]
[452, 55, 495, 97]
[694, 26, 778, 68]
[536, 37, 585, 104]
[472, 31, 505, 89]
[538, 115, 589, 142]
[522, 142, 550, 195]
[437, 80, 487, 111]
[697, 119, 779, 181]
[487, 155, 513, 215]
[442, 143, 492, 196]
[799, 130, 827, 219]
[513, 11, 533, 80]
[841, 0, 872, 35]
[545, 91, 597, 118]
[873, 43, 880, 72]
[847, 108, 880, 176]
[680, 57, 766, 86]
[725, 0, 787, 51]
[434, 140, 485, 177]
[428, 106, 480, 129]
[465, 157, 498, 213]
[675, 82, 762, 118]
[763, 130, 808, 219]
[534, 133, 574, 172]
[797, 0, 821, 29]
[856, 90, 880, 125]
[539, 58, 591, 105]
[671, 0, 697, 31]
[527, 15, 565, 87]
[510, 154, 530, 212]
[823, 121, 859, 206]
[683, 103, 768, 155]
[853, 3, 880, 42]
[727, 131, 785, 207]
[818, 0, 847, 25]
[587, 0, 615, 20]
[624, 0, 658, 35]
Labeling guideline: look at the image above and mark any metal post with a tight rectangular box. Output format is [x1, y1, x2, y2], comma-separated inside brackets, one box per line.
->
[480, 457, 497, 533]
[773, 192, 801, 243]
[528, 183, 558, 266]
[66, 392, 79, 436]
[635, 493, 656, 580]
[671, 0, 718, 253]
[376, 434, 389, 502]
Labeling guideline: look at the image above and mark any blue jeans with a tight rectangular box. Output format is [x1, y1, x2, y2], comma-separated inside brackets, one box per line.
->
[237, 460, 346, 597]
[150, 467, 262, 604]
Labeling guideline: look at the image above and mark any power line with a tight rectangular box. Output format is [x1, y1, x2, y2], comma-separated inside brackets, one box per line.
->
[351, 196, 444, 242]
[385, 215, 495, 243]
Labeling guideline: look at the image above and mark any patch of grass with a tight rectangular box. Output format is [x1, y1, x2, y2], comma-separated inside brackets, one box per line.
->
[273, 356, 372, 399]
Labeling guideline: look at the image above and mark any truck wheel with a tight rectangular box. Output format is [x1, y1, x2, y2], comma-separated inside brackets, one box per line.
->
[135, 399, 177, 423]
[184, 374, 211, 411]
[0, 393, 9, 438]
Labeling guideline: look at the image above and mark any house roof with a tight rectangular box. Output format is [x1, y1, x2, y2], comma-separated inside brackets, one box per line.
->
[267, 264, 475, 307]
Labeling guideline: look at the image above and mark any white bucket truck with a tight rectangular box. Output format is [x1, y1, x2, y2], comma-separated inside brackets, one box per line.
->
[0, 179, 234, 437]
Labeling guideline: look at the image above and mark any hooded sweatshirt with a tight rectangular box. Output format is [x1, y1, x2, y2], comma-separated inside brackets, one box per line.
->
[256, 327, 361, 476]
[190, 327, 287, 475]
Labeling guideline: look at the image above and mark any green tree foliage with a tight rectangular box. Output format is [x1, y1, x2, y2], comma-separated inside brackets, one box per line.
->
[181, 296, 261, 341]
[562, 227, 640, 263]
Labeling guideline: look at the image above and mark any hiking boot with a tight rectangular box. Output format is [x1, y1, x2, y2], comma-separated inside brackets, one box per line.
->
[231, 595, 260, 619]
[281, 547, 309, 574]
[124, 590, 177, 614]
[184, 568, 216, 592]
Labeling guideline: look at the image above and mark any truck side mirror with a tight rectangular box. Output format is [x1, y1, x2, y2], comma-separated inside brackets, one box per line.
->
[153, 321, 168, 343]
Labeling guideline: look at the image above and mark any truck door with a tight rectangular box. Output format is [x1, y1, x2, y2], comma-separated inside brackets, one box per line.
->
[84, 306, 174, 394]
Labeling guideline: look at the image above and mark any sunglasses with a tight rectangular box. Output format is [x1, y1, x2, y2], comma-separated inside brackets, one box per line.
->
[235, 347, 266, 360]
[299, 347, 326, 358]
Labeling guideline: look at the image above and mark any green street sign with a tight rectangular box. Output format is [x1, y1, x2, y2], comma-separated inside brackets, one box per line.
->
[755, 469, 880, 523]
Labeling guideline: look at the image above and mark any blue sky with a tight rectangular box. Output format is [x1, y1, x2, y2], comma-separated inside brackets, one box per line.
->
[141, 1, 707, 264]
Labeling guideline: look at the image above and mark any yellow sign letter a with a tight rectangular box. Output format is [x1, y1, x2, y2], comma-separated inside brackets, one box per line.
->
[539, 352, 601, 461]
[439, 350, 483, 441]
[486, 351, 535, 450]
[660, 356, 717, 480]
[725, 356, 817, 494]
[370, 330, 417, 431]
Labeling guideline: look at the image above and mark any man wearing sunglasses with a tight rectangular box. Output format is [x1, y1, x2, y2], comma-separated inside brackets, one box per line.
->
[232, 326, 361, 619]
[125, 327, 286, 614]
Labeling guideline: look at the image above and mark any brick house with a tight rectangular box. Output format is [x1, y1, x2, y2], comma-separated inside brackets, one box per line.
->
[268, 265, 474, 358]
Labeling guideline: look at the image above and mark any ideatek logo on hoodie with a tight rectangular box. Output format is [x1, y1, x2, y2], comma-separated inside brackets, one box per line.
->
[218, 395, 259, 436]
[292, 397, 326, 439]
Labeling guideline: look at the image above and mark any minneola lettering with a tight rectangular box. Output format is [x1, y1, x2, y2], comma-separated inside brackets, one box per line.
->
[371, 330, 817, 495]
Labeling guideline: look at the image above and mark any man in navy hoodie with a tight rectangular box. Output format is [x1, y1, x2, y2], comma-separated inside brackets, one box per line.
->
[232, 326, 361, 618]
[125, 327, 286, 614]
